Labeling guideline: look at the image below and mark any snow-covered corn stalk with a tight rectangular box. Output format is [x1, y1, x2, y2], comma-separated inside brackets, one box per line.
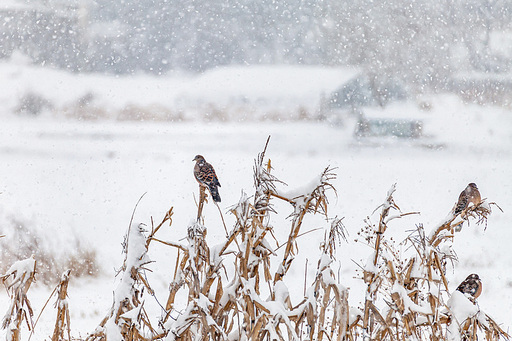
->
[272, 165, 337, 284]
[87, 221, 158, 341]
[157, 137, 348, 340]
[427, 196, 506, 340]
[1, 256, 36, 341]
[77, 138, 507, 341]
[158, 201, 234, 340]
[289, 218, 348, 341]
[52, 270, 71, 341]
[351, 184, 508, 341]
[226, 139, 346, 340]
[159, 138, 279, 339]
[359, 184, 422, 339]
[161, 219, 227, 340]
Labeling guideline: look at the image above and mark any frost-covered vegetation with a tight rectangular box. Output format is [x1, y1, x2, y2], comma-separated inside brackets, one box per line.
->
[1, 138, 508, 340]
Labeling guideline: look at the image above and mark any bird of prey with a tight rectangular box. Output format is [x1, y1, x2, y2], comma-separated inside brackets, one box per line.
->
[193, 155, 221, 203]
[456, 273, 482, 299]
[454, 183, 481, 215]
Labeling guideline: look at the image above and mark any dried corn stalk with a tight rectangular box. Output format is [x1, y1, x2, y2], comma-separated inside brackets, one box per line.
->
[52, 270, 72, 341]
[1, 256, 36, 341]
[86, 219, 162, 341]
[156, 137, 348, 340]
[349, 183, 508, 341]
[77, 139, 509, 341]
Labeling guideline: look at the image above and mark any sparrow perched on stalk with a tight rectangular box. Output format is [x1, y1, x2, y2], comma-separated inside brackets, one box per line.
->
[454, 183, 481, 215]
[193, 155, 221, 203]
[456, 273, 482, 299]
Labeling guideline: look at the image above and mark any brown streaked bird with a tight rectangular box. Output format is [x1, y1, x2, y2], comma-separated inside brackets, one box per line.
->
[193, 155, 221, 203]
[454, 183, 481, 215]
[456, 273, 482, 299]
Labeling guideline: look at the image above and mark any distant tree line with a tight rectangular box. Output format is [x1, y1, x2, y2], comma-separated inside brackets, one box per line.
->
[0, 0, 510, 89]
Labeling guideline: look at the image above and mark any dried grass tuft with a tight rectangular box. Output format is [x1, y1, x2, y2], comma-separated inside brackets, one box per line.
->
[0, 217, 100, 286]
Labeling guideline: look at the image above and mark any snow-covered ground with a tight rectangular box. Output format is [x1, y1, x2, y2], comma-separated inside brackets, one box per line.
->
[0, 63, 511, 339]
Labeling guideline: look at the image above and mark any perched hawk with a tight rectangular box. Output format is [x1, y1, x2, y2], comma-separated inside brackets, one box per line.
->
[454, 183, 481, 215]
[193, 155, 221, 203]
[456, 273, 482, 299]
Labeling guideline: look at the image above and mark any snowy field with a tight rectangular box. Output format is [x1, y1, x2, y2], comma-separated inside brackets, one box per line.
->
[0, 63, 511, 339]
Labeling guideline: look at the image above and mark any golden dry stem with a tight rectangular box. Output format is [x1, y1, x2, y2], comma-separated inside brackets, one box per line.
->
[86, 222, 158, 341]
[2, 257, 36, 341]
[363, 184, 401, 332]
[197, 185, 207, 221]
[52, 270, 71, 341]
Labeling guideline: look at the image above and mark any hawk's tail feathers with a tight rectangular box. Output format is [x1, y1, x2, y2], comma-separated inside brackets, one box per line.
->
[209, 186, 221, 203]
